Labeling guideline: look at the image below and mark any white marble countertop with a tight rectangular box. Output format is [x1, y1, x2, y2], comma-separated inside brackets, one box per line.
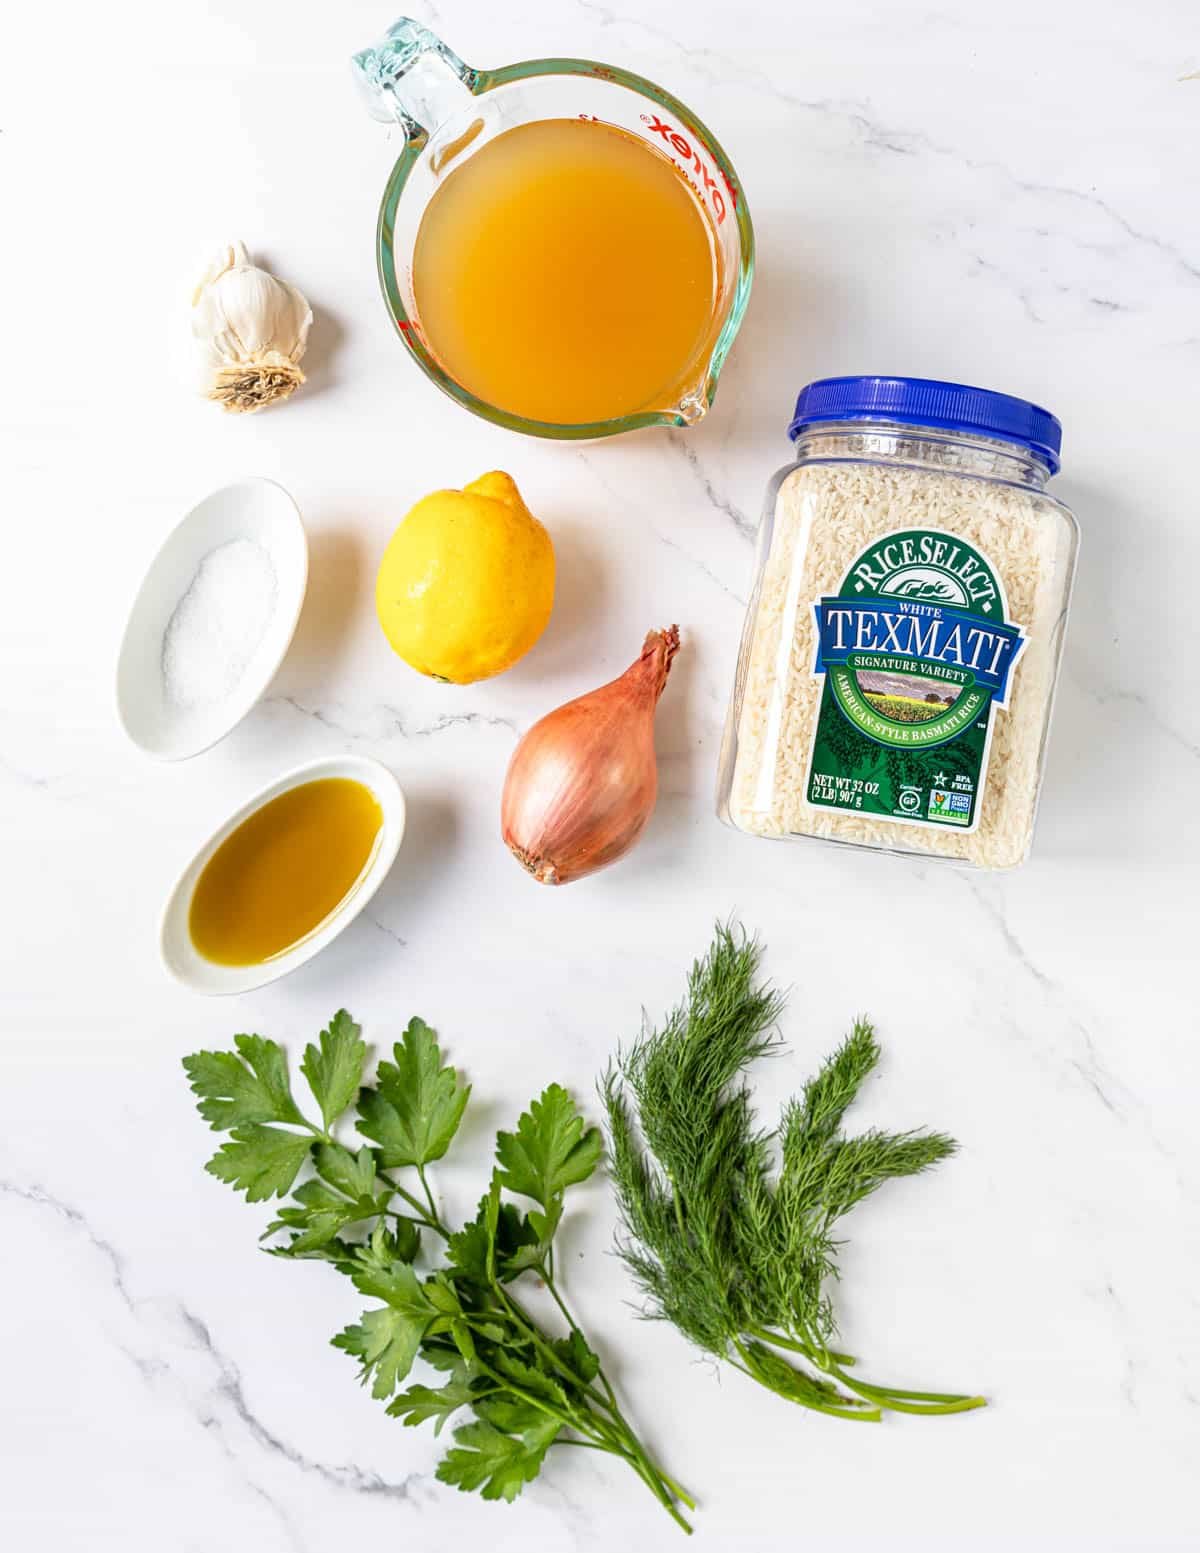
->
[3, 1, 1198, 1548]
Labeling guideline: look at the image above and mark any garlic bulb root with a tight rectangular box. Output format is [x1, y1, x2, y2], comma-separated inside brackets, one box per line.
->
[191, 241, 313, 414]
[210, 355, 306, 414]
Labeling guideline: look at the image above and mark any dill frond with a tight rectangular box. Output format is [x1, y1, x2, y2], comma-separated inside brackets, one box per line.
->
[602, 924, 985, 1422]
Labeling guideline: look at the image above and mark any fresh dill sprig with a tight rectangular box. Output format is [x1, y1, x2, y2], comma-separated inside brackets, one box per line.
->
[602, 924, 985, 1421]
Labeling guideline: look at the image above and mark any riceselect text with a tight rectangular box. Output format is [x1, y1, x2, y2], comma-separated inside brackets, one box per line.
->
[852, 535, 999, 606]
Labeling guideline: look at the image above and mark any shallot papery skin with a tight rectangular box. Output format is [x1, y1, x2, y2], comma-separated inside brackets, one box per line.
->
[501, 627, 681, 885]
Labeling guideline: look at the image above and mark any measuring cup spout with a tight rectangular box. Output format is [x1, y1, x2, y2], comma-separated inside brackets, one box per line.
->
[352, 18, 477, 140]
[675, 387, 710, 427]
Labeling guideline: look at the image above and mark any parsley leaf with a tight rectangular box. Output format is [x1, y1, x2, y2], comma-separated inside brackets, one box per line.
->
[263, 1144, 392, 1254]
[491, 1351, 569, 1410]
[301, 1010, 366, 1133]
[204, 1124, 312, 1202]
[334, 1244, 440, 1397]
[387, 1367, 477, 1434]
[550, 1329, 600, 1386]
[349, 1251, 436, 1314]
[184, 1011, 693, 1530]
[474, 1394, 547, 1434]
[355, 1017, 470, 1169]
[437, 1416, 561, 1502]
[265, 1181, 366, 1253]
[184, 1035, 306, 1131]
[333, 1306, 428, 1399]
[312, 1141, 378, 1202]
[350, 1219, 421, 1274]
[495, 1084, 602, 1209]
[263, 1161, 391, 1254]
[448, 1188, 541, 1284]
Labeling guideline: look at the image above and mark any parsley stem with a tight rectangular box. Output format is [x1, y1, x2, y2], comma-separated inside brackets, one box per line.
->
[539, 1273, 625, 1416]
[579, 1416, 693, 1534]
[537, 1277, 695, 1512]
[483, 1280, 693, 1526]
[384, 1208, 435, 1235]
[469, 1354, 608, 1447]
[415, 1164, 441, 1229]
[385, 1179, 450, 1238]
[491, 1284, 616, 1415]
[537, 1273, 582, 1341]
[565, 1365, 697, 1515]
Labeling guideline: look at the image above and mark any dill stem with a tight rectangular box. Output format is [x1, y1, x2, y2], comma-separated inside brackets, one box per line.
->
[669, 1176, 687, 1239]
[730, 1336, 881, 1424]
[746, 1325, 856, 1366]
[826, 1361, 986, 1415]
[852, 1381, 983, 1406]
[655, 1467, 698, 1511]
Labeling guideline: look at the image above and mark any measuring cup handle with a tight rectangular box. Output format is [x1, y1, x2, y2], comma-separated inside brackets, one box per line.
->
[352, 18, 478, 139]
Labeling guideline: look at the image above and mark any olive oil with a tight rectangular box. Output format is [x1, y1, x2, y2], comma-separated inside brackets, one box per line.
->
[189, 778, 383, 967]
[412, 118, 720, 425]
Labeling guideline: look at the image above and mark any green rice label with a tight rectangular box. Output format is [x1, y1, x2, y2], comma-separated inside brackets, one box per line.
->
[806, 528, 1026, 831]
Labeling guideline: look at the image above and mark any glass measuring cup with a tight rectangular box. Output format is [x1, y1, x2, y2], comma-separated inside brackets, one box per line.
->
[353, 19, 755, 439]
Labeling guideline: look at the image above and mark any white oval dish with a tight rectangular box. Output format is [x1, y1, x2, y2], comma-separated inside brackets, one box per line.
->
[117, 478, 308, 760]
[160, 754, 406, 996]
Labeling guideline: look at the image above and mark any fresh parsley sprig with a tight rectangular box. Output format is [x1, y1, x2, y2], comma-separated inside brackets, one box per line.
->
[183, 1012, 694, 1529]
[602, 924, 985, 1422]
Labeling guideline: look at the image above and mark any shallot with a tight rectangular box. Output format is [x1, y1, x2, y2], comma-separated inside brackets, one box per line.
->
[501, 627, 680, 885]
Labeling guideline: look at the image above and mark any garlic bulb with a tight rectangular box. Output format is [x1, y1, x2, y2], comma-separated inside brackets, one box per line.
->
[191, 242, 313, 413]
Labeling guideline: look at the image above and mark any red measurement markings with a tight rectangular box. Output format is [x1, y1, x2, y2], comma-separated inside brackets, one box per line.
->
[641, 113, 739, 223]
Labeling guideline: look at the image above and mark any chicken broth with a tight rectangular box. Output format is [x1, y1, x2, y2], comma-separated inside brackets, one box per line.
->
[411, 118, 720, 425]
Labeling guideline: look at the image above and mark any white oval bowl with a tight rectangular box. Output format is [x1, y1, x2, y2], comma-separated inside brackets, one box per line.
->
[160, 754, 406, 996]
[117, 478, 308, 760]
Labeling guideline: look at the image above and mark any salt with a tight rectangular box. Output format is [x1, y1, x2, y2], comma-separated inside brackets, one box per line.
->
[162, 539, 278, 709]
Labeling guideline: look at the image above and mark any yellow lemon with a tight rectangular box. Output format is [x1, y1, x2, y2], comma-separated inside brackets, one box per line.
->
[375, 471, 555, 684]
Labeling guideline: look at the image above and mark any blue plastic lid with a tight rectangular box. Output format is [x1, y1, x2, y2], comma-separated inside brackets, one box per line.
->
[788, 375, 1063, 474]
